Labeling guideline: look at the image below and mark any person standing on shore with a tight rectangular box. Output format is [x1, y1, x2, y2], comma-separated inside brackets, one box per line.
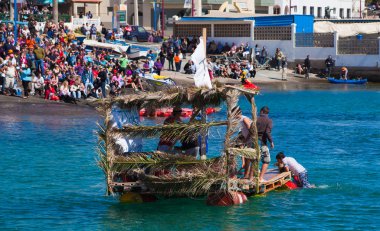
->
[174, 52, 181, 72]
[98, 67, 107, 98]
[158, 48, 167, 68]
[20, 64, 32, 99]
[4, 61, 18, 96]
[304, 55, 311, 79]
[325, 55, 334, 77]
[34, 44, 45, 76]
[281, 57, 287, 81]
[167, 48, 175, 71]
[275, 48, 284, 71]
[257, 106, 274, 182]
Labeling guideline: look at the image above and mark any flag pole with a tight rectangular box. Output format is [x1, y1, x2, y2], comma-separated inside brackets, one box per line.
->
[202, 27, 206, 56]
[200, 27, 207, 159]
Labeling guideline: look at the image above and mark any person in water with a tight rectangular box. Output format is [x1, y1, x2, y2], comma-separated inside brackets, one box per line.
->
[157, 107, 183, 152]
[275, 152, 313, 188]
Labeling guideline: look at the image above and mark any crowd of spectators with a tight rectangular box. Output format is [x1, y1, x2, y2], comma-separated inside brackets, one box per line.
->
[0, 18, 150, 102]
[0, 6, 291, 104]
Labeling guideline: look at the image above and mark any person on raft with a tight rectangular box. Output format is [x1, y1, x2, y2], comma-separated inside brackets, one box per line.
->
[234, 106, 254, 179]
[275, 152, 313, 188]
[157, 107, 183, 153]
[257, 106, 274, 182]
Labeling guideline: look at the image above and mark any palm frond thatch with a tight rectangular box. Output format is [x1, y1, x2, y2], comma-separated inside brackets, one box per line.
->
[114, 121, 227, 142]
[228, 148, 258, 160]
[140, 172, 227, 197]
[112, 152, 223, 173]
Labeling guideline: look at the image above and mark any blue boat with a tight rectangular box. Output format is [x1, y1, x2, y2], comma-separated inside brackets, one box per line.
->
[328, 78, 367, 84]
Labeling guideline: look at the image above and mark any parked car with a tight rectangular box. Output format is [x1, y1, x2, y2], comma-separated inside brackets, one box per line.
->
[123, 25, 150, 42]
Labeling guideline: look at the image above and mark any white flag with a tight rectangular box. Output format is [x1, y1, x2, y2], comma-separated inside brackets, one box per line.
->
[191, 37, 212, 89]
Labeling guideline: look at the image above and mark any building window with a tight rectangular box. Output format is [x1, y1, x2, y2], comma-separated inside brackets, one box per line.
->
[310, 7, 314, 16]
[273, 6, 281, 15]
[347, 9, 351, 18]
[317, 7, 322, 18]
[303, 6, 307, 15]
[340, 8, 344, 19]
[293, 6, 297, 13]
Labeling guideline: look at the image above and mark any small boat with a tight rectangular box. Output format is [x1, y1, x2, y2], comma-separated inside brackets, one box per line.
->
[110, 40, 159, 59]
[83, 39, 129, 53]
[140, 73, 176, 87]
[328, 77, 367, 84]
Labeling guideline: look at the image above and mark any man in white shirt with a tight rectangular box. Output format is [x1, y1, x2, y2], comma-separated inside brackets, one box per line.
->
[276, 152, 313, 188]
[4, 62, 17, 94]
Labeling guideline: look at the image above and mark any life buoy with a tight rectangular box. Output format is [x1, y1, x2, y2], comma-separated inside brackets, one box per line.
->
[139, 108, 146, 116]
[181, 108, 193, 117]
[206, 191, 248, 206]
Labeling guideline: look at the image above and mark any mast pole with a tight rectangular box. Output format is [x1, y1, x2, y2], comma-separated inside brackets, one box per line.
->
[200, 27, 207, 159]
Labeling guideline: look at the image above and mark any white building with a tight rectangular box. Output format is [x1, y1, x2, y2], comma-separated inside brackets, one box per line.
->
[256, 0, 365, 19]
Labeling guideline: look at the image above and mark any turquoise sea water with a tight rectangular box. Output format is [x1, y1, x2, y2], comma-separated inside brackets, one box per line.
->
[1, 89, 380, 230]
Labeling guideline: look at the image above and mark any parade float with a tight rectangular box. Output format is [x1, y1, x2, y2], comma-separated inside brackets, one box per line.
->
[97, 31, 291, 206]
[97, 83, 292, 206]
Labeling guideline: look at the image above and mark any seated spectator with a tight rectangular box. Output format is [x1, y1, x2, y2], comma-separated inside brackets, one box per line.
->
[207, 40, 217, 54]
[45, 82, 59, 101]
[222, 42, 231, 53]
[142, 60, 150, 73]
[184, 60, 193, 74]
[153, 59, 163, 75]
[216, 41, 223, 54]
[59, 80, 76, 103]
[31, 73, 45, 96]
[226, 43, 237, 57]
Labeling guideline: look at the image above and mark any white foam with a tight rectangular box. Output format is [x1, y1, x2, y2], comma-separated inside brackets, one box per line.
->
[316, 184, 329, 189]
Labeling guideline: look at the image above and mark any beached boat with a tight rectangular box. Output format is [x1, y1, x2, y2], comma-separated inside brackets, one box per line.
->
[110, 40, 159, 59]
[140, 73, 176, 89]
[83, 39, 129, 53]
[328, 77, 367, 84]
[97, 84, 292, 206]
[83, 39, 151, 59]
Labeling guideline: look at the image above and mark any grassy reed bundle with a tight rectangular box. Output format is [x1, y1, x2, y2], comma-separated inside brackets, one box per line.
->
[114, 121, 227, 142]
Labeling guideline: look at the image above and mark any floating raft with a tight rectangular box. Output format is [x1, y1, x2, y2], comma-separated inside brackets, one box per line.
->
[110, 169, 291, 196]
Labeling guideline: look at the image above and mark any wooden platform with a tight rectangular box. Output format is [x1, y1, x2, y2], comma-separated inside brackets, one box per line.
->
[260, 169, 291, 194]
[230, 169, 291, 195]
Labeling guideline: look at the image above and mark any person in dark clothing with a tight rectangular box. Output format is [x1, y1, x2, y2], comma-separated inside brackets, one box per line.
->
[256, 106, 274, 182]
[158, 48, 167, 67]
[304, 55, 311, 79]
[167, 48, 174, 71]
[98, 67, 107, 98]
[28, 19, 36, 37]
[325, 55, 334, 77]
[183, 60, 193, 74]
